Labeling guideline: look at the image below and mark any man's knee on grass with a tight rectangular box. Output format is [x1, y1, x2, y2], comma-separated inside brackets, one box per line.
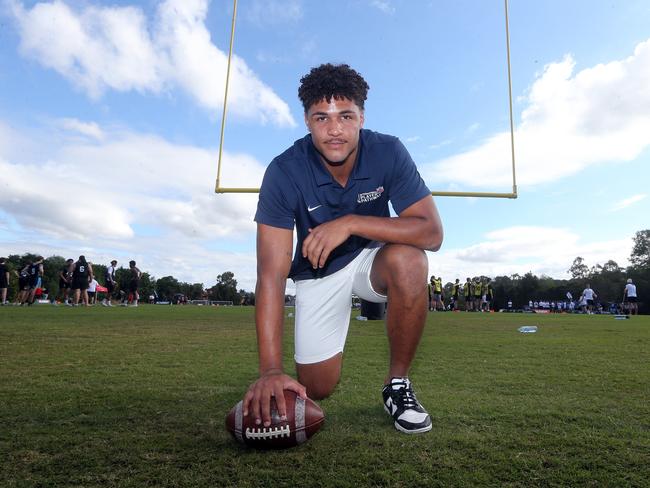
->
[373, 244, 428, 297]
[297, 359, 341, 400]
[304, 381, 338, 401]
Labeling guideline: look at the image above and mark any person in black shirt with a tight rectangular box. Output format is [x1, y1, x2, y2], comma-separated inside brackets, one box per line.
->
[72, 255, 93, 306]
[485, 278, 494, 312]
[451, 278, 460, 311]
[15, 263, 30, 305]
[463, 277, 472, 311]
[0, 257, 10, 305]
[125, 260, 141, 307]
[57, 259, 74, 305]
[102, 260, 117, 307]
[25, 256, 44, 305]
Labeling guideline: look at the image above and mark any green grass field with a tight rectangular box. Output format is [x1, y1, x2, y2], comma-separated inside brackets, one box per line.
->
[1, 306, 648, 487]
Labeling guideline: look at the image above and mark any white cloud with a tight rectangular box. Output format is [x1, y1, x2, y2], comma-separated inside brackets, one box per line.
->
[59, 118, 105, 140]
[609, 193, 647, 212]
[0, 119, 264, 242]
[9, 0, 163, 98]
[0, 116, 270, 288]
[8, 0, 295, 127]
[404, 136, 420, 143]
[0, 154, 135, 240]
[422, 39, 650, 188]
[426, 226, 632, 281]
[245, 0, 303, 26]
[370, 0, 395, 14]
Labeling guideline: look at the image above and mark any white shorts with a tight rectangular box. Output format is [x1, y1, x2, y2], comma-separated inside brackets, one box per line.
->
[294, 242, 387, 364]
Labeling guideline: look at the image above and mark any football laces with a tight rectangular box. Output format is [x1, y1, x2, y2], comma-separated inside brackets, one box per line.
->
[245, 424, 291, 440]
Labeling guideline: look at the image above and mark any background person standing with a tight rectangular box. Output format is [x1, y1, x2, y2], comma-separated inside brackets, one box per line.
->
[451, 278, 460, 311]
[580, 284, 597, 314]
[72, 255, 93, 306]
[57, 258, 74, 305]
[434, 276, 443, 311]
[463, 278, 472, 311]
[102, 260, 117, 306]
[25, 257, 44, 306]
[0, 257, 9, 305]
[87, 275, 98, 305]
[624, 278, 638, 315]
[127, 260, 141, 307]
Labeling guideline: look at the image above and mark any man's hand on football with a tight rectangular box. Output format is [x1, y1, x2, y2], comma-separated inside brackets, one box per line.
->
[242, 370, 307, 427]
[302, 216, 353, 269]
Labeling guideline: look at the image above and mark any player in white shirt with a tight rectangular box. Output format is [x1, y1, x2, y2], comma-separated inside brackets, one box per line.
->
[88, 277, 99, 305]
[623, 278, 638, 315]
[580, 284, 597, 314]
[102, 260, 117, 307]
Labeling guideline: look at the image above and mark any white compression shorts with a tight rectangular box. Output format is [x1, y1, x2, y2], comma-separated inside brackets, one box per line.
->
[294, 242, 387, 364]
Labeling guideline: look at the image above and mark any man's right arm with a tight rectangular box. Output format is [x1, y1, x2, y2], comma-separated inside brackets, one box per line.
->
[243, 223, 307, 427]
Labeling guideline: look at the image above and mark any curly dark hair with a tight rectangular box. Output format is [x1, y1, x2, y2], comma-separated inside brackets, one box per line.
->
[298, 63, 369, 112]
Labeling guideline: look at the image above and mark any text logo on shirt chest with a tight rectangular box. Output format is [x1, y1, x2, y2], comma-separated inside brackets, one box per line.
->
[357, 186, 384, 204]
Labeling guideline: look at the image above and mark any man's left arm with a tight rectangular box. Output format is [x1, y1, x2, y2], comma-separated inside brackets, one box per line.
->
[302, 195, 443, 270]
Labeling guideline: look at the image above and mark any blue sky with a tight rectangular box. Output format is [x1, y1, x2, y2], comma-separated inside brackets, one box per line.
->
[1, 0, 649, 291]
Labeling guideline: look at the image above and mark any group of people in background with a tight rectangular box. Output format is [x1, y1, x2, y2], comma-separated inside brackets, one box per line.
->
[428, 276, 495, 312]
[1, 255, 45, 307]
[517, 280, 640, 315]
[425, 275, 640, 316]
[1, 256, 642, 315]
[571, 281, 638, 315]
[0, 256, 142, 307]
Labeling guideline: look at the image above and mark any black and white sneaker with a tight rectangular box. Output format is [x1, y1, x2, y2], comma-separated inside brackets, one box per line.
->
[382, 377, 432, 434]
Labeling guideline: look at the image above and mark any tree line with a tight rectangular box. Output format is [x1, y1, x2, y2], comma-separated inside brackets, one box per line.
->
[2, 254, 254, 305]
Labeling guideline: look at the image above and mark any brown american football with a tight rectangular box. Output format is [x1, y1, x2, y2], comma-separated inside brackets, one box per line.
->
[225, 390, 325, 448]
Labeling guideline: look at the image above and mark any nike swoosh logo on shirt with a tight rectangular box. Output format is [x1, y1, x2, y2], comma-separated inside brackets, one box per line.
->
[307, 205, 322, 212]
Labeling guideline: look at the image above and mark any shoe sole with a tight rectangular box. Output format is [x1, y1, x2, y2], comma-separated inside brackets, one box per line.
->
[383, 405, 432, 434]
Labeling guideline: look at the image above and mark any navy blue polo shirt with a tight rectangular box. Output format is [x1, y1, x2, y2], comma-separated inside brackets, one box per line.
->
[255, 129, 431, 281]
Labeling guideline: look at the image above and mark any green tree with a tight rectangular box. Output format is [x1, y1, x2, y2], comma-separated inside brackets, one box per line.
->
[516, 272, 540, 307]
[92, 263, 108, 285]
[568, 257, 589, 279]
[156, 276, 181, 301]
[581, 260, 625, 307]
[139, 273, 154, 300]
[210, 271, 239, 303]
[43, 255, 66, 299]
[629, 230, 650, 269]
[181, 283, 205, 301]
[492, 275, 513, 310]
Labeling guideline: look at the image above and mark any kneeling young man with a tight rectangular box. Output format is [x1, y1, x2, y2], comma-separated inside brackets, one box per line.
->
[243, 64, 443, 434]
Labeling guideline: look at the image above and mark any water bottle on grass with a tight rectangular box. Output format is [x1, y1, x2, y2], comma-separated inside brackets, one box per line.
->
[518, 326, 538, 333]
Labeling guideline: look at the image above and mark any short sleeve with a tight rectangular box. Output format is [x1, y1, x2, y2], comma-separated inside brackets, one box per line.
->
[254, 161, 296, 230]
[388, 139, 431, 214]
